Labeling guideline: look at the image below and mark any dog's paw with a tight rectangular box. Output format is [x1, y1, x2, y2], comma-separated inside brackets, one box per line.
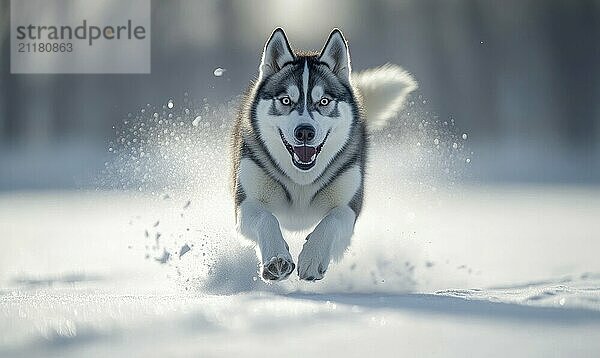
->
[261, 255, 295, 282]
[297, 235, 331, 281]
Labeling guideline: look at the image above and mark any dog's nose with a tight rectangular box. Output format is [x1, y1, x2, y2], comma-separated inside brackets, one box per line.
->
[294, 125, 315, 143]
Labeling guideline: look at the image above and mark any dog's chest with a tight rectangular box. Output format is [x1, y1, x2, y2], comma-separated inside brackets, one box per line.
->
[238, 158, 360, 230]
[268, 184, 320, 230]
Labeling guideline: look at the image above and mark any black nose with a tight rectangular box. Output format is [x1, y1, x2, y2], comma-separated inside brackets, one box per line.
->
[294, 125, 315, 143]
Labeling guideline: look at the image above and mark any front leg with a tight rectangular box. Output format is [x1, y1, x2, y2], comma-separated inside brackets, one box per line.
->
[236, 200, 294, 281]
[298, 206, 356, 281]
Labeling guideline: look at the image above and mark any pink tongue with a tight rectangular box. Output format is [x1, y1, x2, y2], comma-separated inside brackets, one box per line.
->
[293, 146, 316, 163]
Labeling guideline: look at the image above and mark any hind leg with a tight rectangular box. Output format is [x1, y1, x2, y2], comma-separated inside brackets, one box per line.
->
[237, 200, 294, 281]
[297, 206, 356, 281]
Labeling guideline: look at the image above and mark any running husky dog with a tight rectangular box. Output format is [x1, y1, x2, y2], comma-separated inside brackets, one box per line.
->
[231, 28, 416, 281]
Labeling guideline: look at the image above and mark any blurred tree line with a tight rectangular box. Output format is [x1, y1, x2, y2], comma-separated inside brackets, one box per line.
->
[0, 0, 598, 181]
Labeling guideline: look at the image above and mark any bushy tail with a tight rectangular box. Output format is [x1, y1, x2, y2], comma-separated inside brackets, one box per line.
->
[352, 64, 417, 131]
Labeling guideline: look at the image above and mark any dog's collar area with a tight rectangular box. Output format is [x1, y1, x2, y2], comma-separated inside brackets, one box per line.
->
[279, 130, 329, 171]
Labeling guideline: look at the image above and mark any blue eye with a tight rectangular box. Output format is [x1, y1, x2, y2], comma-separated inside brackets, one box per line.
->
[280, 96, 291, 105]
[319, 97, 330, 106]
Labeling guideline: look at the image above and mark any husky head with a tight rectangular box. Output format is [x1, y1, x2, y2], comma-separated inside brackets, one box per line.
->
[250, 28, 360, 185]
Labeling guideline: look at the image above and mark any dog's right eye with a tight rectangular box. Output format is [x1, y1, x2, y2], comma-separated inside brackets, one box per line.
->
[279, 96, 291, 106]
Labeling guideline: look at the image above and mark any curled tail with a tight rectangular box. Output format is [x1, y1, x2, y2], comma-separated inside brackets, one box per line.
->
[352, 64, 418, 131]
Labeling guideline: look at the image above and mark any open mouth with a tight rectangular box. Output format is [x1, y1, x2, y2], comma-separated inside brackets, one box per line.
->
[279, 130, 329, 171]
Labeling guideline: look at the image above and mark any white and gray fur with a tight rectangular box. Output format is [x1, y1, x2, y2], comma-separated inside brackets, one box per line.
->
[231, 28, 416, 281]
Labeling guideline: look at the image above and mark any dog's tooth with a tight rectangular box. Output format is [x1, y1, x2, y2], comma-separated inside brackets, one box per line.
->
[293, 153, 300, 162]
[311, 153, 316, 161]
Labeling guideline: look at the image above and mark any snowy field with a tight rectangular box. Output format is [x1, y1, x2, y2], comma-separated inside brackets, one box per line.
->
[2, 183, 600, 357]
[1, 99, 599, 357]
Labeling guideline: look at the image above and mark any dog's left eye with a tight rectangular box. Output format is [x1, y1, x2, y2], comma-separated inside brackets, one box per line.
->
[279, 96, 291, 106]
[319, 97, 330, 106]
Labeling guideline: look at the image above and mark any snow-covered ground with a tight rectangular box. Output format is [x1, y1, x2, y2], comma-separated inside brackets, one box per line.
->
[1, 98, 599, 356]
[2, 183, 600, 357]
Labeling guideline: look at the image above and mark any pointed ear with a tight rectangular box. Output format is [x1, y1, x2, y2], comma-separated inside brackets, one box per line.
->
[259, 28, 295, 81]
[319, 29, 351, 83]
